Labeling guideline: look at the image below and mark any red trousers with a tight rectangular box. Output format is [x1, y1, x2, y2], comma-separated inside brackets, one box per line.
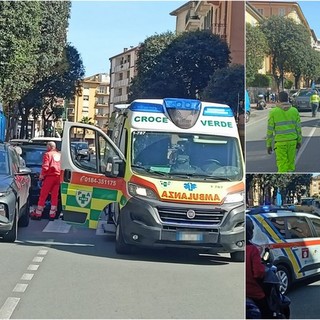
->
[38, 175, 60, 207]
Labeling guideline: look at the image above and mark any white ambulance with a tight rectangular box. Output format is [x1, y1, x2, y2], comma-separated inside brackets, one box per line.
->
[61, 98, 245, 261]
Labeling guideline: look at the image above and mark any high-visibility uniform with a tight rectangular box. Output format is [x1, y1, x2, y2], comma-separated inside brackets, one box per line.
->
[32, 150, 61, 219]
[310, 93, 319, 117]
[266, 105, 302, 173]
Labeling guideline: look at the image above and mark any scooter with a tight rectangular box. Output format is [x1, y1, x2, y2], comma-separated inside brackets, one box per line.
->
[257, 94, 267, 110]
[246, 248, 291, 319]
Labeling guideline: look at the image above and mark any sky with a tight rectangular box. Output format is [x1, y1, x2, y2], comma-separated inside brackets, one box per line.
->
[67, 1, 320, 78]
[67, 1, 183, 77]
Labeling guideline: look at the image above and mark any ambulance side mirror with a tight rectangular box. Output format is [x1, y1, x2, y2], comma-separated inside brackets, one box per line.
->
[105, 156, 123, 177]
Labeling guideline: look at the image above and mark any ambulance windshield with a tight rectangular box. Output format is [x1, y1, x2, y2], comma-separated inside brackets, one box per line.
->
[132, 132, 243, 181]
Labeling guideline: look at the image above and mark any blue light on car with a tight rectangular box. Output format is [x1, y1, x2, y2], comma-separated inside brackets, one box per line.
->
[262, 205, 270, 212]
[129, 102, 164, 113]
[163, 98, 201, 111]
[203, 106, 233, 117]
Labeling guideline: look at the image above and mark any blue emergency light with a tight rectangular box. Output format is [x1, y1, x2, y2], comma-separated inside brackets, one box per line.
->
[129, 102, 164, 113]
[163, 98, 201, 111]
[203, 106, 234, 117]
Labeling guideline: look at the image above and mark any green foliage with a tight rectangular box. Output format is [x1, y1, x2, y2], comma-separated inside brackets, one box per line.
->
[201, 64, 244, 112]
[80, 117, 94, 125]
[251, 74, 271, 87]
[261, 15, 310, 90]
[284, 79, 293, 90]
[129, 30, 231, 100]
[246, 23, 268, 86]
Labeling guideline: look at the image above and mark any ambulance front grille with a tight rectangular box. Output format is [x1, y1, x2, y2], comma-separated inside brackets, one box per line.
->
[157, 207, 226, 227]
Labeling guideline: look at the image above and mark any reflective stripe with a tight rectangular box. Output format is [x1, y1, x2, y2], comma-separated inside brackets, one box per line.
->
[275, 128, 297, 134]
[267, 134, 273, 139]
[267, 125, 274, 130]
[275, 120, 296, 126]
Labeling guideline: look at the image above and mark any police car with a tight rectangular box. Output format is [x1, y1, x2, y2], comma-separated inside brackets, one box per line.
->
[247, 206, 320, 294]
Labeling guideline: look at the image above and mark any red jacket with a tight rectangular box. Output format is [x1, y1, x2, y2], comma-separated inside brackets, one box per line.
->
[41, 150, 61, 177]
[246, 243, 266, 300]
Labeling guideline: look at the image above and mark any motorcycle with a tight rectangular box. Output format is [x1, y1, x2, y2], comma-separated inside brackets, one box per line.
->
[257, 94, 267, 110]
[246, 248, 291, 319]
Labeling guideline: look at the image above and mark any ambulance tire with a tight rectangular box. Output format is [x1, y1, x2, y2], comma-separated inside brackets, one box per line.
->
[230, 251, 244, 262]
[276, 265, 291, 294]
[115, 215, 132, 255]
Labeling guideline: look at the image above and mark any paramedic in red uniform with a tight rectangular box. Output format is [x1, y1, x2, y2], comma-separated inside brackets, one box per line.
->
[31, 141, 61, 220]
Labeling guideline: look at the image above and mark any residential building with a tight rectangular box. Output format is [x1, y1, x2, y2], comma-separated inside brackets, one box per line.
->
[109, 46, 139, 114]
[65, 73, 110, 132]
[248, 1, 320, 87]
[170, 1, 245, 65]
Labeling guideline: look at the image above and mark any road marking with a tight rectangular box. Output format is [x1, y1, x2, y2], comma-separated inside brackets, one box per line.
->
[42, 220, 71, 233]
[27, 264, 39, 271]
[296, 122, 319, 163]
[0, 297, 20, 319]
[12, 284, 28, 293]
[32, 256, 44, 263]
[20, 273, 34, 281]
[37, 249, 48, 255]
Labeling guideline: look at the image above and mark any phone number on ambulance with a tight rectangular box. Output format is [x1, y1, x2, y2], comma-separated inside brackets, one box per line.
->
[80, 176, 117, 186]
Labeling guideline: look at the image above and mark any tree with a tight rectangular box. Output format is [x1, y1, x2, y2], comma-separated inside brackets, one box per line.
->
[129, 30, 230, 100]
[19, 44, 85, 138]
[261, 16, 310, 92]
[201, 64, 244, 113]
[246, 23, 268, 87]
[80, 117, 94, 125]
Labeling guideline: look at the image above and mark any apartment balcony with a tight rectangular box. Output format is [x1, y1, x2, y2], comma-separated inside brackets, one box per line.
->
[114, 78, 129, 88]
[113, 95, 128, 104]
[194, 1, 218, 16]
[95, 113, 109, 119]
[95, 90, 109, 97]
[185, 10, 200, 31]
[95, 101, 109, 108]
[112, 62, 130, 73]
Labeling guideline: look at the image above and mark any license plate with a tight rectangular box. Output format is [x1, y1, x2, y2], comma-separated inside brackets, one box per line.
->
[177, 232, 203, 241]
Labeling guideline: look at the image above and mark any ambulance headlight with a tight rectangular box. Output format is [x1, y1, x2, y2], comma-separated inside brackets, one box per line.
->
[224, 192, 245, 204]
[128, 183, 159, 200]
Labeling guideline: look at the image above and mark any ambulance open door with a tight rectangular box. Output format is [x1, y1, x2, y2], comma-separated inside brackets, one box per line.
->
[60, 122, 125, 228]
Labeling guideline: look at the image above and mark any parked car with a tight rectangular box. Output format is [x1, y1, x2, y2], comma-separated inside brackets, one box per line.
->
[71, 141, 90, 160]
[0, 143, 31, 242]
[288, 89, 298, 103]
[19, 143, 61, 218]
[247, 208, 320, 294]
[291, 88, 316, 111]
[30, 137, 62, 150]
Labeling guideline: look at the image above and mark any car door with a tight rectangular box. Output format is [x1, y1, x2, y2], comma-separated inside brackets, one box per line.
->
[61, 122, 125, 229]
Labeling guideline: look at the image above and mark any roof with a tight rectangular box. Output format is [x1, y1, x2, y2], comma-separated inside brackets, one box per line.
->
[249, 210, 320, 219]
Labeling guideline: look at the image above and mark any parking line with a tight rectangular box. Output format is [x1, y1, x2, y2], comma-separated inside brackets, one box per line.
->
[27, 264, 39, 271]
[12, 284, 28, 293]
[0, 297, 20, 319]
[20, 273, 34, 281]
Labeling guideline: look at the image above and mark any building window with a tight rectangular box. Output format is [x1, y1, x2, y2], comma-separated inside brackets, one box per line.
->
[279, 8, 285, 16]
[127, 71, 130, 79]
[119, 73, 123, 81]
[117, 88, 122, 96]
[257, 8, 264, 15]
[83, 95, 89, 101]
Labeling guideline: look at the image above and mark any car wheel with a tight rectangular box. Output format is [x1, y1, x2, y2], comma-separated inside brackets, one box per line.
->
[230, 251, 244, 262]
[18, 198, 30, 228]
[276, 265, 291, 294]
[3, 206, 18, 243]
[115, 214, 132, 255]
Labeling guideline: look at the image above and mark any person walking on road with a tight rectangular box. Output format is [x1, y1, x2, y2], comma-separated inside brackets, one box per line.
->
[266, 91, 302, 173]
[31, 141, 61, 220]
[309, 90, 319, 117]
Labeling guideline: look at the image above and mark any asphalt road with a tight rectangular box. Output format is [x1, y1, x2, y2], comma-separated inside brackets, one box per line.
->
[288, 276, 320, 319]
[246, 105, 320, 173]
[0, 218, 244, 319]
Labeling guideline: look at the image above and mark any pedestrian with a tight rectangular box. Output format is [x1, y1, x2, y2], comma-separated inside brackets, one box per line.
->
[266, 91, 302, 173]
[309, 90, 319, 117]
[246, 216, 272, 319]
[31, 141, 61, 220]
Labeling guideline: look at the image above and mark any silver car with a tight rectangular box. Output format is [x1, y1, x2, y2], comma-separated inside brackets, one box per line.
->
[0, 144, 31, 242]
[292, 89, 315, 111]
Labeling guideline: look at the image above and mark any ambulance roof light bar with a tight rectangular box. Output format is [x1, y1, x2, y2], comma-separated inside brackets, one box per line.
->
[129, 102, 164, 113]
[203, 106, 234, 117]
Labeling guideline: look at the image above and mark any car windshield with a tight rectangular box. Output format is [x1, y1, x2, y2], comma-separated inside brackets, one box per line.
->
[72, 142, 88, 150]
[21, 148, 46, 166]
[297, 90, 312, 97]
[131, 132, 243, 181]
[0, 150, 9, 175]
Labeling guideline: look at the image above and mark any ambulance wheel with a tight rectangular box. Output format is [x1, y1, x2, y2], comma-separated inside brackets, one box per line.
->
[115, 215, 132, 255]
[276, 265, 291, 294]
